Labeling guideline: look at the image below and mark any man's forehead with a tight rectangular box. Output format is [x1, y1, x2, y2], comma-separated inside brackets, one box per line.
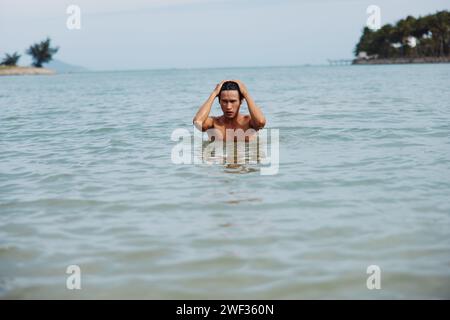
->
[220, 90, 240, 100]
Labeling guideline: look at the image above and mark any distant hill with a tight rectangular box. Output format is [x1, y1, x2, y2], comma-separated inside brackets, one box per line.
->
[46, 59, 88, 73]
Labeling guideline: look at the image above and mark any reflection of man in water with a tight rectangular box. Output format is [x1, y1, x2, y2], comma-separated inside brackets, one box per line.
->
[193, 80, 266, 142]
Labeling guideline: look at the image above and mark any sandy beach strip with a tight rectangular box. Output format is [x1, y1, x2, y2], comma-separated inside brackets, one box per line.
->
[0, 66, 55, 76]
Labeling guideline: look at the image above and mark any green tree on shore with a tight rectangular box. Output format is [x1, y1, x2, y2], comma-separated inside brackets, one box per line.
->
[0, 52, 21, 66]
[26, 37, 59, 68]
[354, 10, 450, 58]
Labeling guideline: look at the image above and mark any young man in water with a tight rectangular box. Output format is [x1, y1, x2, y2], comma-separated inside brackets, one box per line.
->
[193, 80, 266, 141]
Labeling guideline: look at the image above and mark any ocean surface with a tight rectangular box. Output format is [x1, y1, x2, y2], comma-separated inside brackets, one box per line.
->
[0, 64, 449, 299]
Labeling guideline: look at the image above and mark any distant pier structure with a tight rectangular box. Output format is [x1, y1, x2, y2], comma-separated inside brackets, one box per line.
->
[327, 59, 354, 66]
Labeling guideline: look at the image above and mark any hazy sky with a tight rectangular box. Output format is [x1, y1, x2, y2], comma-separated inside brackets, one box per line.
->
[1, 0, 448, 70]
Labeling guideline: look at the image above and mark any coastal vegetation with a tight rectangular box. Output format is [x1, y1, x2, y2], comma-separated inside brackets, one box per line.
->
[0, 38, 58, 75]
[354, 10, 450, 63]
[26, 38, 59, 68]
[0, 52, 21, 66]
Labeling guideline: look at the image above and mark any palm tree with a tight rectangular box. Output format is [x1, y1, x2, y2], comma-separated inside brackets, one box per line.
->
[354, 27, 375, 56]
[375, 24, 397, 58]
[395, 16, 416, 57]
[0, 52, 21, 66]
[26, 37, 59, 68]
[429, 10, 450, 56]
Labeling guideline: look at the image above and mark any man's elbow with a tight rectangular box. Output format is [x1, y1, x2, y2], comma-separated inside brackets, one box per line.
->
[254, 118, 266, 130]
[193, 118, 200, 128]
[193, 118, 204, 131]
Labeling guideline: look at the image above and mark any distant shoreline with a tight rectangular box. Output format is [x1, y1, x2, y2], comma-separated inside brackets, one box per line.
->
[0, 66, 55, 76]
[353, 56, 450, 65]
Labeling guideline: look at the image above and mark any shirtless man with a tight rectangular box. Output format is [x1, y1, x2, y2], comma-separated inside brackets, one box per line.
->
[193, 80, 266, 141]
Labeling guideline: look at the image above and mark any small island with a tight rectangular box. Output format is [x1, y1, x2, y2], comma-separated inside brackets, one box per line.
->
[0, 38, 59, 76]
[353, 10, 450, 65]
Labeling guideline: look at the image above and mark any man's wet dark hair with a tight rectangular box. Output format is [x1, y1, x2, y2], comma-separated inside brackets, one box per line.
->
[219, 81, 243, 102]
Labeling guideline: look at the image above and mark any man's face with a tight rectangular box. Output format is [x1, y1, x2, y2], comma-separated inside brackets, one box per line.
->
[219, 90, 241, 119]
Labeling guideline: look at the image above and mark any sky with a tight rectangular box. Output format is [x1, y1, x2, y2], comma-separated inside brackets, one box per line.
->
[1, 0, 448, 70]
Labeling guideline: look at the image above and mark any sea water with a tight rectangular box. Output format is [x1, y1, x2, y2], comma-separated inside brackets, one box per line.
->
[0, 64, 449, 298]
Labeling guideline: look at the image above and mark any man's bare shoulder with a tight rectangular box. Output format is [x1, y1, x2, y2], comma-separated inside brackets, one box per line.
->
[212, 115, 225, 125]
[240, 114, 252, 125]
[242, 114, 251, 121]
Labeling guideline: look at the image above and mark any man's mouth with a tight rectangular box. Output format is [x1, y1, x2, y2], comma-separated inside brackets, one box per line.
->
[226, 111, 233, 116]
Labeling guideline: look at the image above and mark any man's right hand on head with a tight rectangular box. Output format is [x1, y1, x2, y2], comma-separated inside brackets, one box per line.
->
[213, 80, 228, 98]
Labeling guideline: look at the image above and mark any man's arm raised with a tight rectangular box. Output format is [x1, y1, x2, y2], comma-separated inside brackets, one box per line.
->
[193, 81, 225, 131]
[233, 80, 266, 130]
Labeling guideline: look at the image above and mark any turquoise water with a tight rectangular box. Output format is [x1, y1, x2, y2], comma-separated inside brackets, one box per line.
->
[0, 65, 449, 299]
